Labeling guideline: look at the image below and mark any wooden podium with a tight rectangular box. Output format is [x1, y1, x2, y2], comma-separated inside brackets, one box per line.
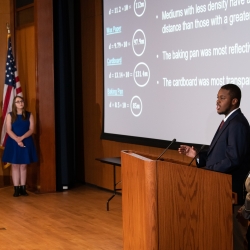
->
[121, 150, 233, 250]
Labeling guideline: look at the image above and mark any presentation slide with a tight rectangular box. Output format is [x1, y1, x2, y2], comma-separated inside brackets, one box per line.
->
[103, 0, 250, 145]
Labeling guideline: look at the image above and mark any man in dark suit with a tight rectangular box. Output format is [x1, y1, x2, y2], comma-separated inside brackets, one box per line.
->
[178, 83, 250, 250]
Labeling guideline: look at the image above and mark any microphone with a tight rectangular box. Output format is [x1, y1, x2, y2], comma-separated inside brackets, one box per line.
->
[157, 139, 176, 160]
[188, 144, 205, 166]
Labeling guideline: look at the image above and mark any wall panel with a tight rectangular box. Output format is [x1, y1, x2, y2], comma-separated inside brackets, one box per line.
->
[0, 0, 11, 187]
[35, 0, 56, 193]
[16, 26, 36, 126]
[15, 25, 38, 189]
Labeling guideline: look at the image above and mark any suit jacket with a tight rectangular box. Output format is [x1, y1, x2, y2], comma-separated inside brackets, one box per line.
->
[197, 109, 250, 204]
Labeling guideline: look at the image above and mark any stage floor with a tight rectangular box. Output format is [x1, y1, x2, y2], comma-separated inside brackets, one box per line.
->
[0, 185, 123, 250]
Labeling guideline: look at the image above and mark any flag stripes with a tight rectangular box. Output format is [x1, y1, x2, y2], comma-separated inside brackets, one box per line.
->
[1, 36, 23, 146]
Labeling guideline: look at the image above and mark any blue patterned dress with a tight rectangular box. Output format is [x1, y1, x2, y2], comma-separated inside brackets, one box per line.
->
[2, 112, 38, 164]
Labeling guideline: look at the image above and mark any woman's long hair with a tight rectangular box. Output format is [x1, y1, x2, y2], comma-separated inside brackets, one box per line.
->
[11, 96, 27, 123]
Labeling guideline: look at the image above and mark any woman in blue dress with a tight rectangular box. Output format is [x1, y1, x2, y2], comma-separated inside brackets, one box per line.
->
[2, 96, 38, 197]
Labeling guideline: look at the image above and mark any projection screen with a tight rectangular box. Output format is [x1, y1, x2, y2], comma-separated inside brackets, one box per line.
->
[102, 0, 250, 146]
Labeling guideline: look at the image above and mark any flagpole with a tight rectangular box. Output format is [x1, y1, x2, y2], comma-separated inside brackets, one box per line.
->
[1, 23, 12, 169]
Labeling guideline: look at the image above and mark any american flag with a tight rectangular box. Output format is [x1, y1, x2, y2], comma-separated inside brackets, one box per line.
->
[1, 36, 23, 146]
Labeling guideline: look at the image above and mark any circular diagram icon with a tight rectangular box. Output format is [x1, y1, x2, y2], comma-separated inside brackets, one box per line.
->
[132, 29, 146, 57]
[130, 96, 143, 117]
[134, 0, 146, 17]
[133, 62, 150, 87]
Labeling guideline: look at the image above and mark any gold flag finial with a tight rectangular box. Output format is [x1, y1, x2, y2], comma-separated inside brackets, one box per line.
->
[6, 23, 10, 34]
[6, 23, 11, 49]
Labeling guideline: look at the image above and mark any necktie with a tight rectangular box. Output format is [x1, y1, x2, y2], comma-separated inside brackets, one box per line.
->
[219, 120, 224, 129]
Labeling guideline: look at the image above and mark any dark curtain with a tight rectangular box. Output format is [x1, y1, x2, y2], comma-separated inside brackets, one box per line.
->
[53, 0, 84, 191]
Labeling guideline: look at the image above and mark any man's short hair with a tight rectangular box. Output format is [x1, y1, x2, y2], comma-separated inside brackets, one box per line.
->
[221, 83, 241, 106]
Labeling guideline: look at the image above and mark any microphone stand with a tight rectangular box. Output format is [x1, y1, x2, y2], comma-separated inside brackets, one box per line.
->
[188, 145, 205, 166]
[157, 139, 176, 160]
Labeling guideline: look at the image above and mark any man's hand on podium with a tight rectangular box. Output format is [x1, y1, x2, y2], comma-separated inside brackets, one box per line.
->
[178, 145, 197, 158]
